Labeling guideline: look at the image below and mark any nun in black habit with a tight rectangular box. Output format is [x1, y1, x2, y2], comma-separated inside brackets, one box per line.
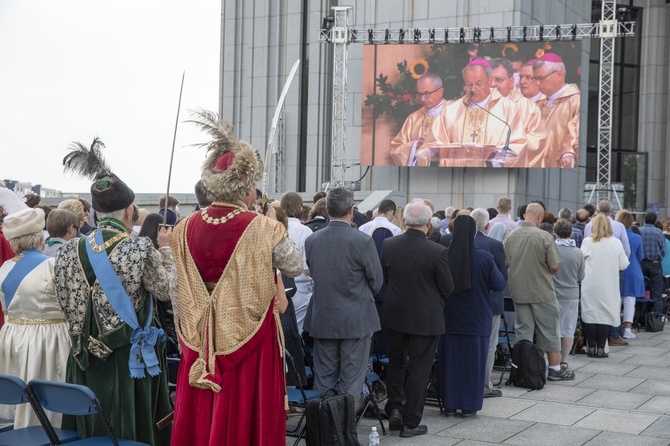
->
[437, 215, 506, 417]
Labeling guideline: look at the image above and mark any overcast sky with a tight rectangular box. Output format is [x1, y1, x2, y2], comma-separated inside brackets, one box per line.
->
[0, 0, 221, 194]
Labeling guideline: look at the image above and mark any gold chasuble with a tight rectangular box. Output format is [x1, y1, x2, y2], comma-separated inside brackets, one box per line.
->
[390, 99, 451, 166]
[506, 87, 547, 167]
[528, 84, 580, 168]
[440, 89, 527, 167]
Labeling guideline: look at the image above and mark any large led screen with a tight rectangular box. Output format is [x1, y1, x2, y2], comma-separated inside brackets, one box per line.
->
[361, 41, 582, 168]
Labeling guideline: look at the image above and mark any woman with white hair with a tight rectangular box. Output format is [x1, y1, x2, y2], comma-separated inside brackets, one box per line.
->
[0, 208, 70, 428]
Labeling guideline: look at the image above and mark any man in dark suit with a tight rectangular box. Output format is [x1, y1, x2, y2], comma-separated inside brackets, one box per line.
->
[304, 187, 384, 400]
[381, 199, 454, 438]
[471, 208, 508, 398]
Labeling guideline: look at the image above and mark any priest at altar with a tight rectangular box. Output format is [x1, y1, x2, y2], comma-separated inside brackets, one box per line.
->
[438, 59, 527, 168]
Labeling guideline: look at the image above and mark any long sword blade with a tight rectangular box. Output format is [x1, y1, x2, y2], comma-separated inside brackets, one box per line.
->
[163, 71, 186, 226]
[261, 60, 300, 200]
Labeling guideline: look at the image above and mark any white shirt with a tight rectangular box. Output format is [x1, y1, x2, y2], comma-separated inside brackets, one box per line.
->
[358, 216, 402, 237]
[286, 217, 313, 291]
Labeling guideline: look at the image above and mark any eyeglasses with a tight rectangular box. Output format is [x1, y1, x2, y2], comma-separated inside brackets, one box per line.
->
[532, 70, 557, 83]
[415, 88, 441, 99]
[72, 224, 79, 232]
[519, 74, 534, 82]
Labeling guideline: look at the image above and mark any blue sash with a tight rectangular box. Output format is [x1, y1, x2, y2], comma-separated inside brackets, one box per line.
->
[85, 230, 164, 378]
[2, 249, 48, 311]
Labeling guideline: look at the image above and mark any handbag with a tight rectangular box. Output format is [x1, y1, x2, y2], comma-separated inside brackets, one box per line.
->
[645, 312, 664, 332]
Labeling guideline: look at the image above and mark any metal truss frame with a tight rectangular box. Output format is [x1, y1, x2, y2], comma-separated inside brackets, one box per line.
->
[320, 2, 635, 203]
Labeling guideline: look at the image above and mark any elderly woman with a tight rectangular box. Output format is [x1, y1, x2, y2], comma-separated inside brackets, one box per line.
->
[438, 215, 505, 418]
[616, 210, 645, 339]
[552, 219, 585, 368]
[0, 208, 70, 428]
[580, 213, 629, 358]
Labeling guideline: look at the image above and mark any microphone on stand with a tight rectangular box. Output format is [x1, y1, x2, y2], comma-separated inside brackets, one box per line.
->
[468, 91, 516, 165]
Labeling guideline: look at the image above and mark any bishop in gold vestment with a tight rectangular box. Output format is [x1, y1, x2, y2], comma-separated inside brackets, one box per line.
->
[528, 53, 580, 168]
[390, 73, 451, 166]
[439, 88, 527, 167]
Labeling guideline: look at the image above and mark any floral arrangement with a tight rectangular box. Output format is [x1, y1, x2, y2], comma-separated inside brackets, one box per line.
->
[364, 41, 580, 132]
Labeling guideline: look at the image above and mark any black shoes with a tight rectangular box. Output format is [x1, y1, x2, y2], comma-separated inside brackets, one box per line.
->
[388, 408, 402, 431]
[461, 410, 477, 418]
[399, 424, 428, 438]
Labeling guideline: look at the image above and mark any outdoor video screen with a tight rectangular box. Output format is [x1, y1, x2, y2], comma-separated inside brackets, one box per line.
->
[360, 41, 582, 168]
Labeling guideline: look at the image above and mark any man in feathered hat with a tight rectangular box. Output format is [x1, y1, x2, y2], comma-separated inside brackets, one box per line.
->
[170, 111, 303, 446]
[55, 138, 173, 445]
[529, 53, 580, 168]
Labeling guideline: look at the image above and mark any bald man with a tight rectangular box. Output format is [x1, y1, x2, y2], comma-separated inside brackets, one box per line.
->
[503, 203, 574, 381]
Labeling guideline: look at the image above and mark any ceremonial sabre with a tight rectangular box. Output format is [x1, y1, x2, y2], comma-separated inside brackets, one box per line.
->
[162, 71, 186, 226]
[260, 59, 301, 210]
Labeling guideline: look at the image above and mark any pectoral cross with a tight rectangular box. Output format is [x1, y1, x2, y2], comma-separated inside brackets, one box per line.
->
[470, 129, 479, 142]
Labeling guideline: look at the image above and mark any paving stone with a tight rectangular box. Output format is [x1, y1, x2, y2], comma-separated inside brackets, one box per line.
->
[576, 361, 640, 376]
[622, 353, 670, 367]
[577, 375, 646, 392]
[584, 431, 670, 445]
[478, 397, 536, 418]
[576, 389, 653, 410]
[632, 379, 670, 397]
[636, 395, 670, 414]
[622, 346, 670, 357]
[510, 401, 595, 426]
[379, 433, 461, 445]
[625, 365, 670, 381]
[574, 408, 659, 434]
[520, 384, 597, 403]
[502, 422, 600, 445]
[436, 416, 534, 443]
[641, 415, 670, 439]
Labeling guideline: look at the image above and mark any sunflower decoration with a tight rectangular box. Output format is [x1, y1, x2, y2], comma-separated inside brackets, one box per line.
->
[408, 58, 429, 79]
[502, 43, 519, 58]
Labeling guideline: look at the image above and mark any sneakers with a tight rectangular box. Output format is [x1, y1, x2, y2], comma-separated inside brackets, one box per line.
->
[483, 389, 502, 398]
[622, 329, 636, 339]
[547, 367, 575, 381]
[609, 336, 629, 346]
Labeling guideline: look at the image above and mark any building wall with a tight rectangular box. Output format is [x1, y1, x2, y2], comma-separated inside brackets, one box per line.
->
[219, 0, 660, 214]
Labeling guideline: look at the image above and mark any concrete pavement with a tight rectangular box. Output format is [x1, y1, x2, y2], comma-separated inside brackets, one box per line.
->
[287, 328, 670, 445]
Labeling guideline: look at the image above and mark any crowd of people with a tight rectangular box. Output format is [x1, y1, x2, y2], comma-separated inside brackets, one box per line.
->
[0, 115, 667, 444]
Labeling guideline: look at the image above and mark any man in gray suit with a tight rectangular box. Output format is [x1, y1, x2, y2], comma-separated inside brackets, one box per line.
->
[304, 187, 384, 400]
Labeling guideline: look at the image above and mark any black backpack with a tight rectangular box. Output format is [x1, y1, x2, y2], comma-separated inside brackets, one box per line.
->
[506, 340, 546, 390]
[305, 388, 359, 446]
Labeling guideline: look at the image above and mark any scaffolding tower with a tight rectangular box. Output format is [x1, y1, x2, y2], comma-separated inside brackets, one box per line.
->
[320, 2, 635, 201]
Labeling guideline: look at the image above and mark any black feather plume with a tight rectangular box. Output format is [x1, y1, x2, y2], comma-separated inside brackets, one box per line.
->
[62, 137, 112, 180]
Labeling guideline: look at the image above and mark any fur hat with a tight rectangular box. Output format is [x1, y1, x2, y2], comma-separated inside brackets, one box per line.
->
[90, 174, 135, 213]
[3, 208, 45, 240]
[62, 138, 136, 213]
[189, 110, 263, 202]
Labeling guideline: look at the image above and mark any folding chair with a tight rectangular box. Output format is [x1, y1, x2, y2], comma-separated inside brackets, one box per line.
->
[0, 374, 78, 446]
[425, 356, 443, 413]
[28, 379, 148, 445]
[494, 312, 514, 386]
[356, 372, 386, 435]
[285, 350, 320, 444]
[166, 357, 180, 408]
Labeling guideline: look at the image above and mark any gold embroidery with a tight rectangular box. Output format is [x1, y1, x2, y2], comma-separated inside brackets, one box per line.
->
[462, 107, 488, 144]
[7, 317, 66, 325]
[88, 232, 129, 253]
[420, 115, 435, 136]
